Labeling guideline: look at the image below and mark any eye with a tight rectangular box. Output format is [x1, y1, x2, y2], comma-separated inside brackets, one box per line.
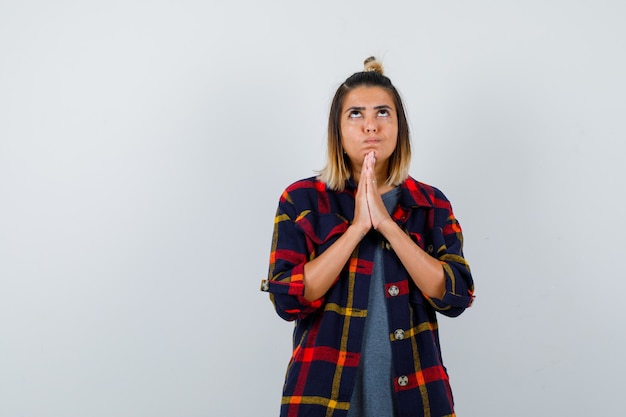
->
[377, 109, 390, 117]
[348, 110, 362, 119]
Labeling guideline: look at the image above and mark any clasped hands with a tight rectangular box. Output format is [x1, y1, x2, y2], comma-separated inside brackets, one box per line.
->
[353, 151, 393, 235]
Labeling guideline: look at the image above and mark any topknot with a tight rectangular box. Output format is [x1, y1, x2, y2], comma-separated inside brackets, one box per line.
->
[363, 56, 384, 74]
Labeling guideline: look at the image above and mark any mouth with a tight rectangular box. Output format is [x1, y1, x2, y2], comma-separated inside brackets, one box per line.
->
[364, 138, 381, 144]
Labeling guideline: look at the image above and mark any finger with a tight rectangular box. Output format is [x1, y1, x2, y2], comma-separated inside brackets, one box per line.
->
[361, 154, 369, 181]
[365, 151, 373, 172]
[367, 161, 377, 190]
[363, 159, 373, 190]
[361, 155, 371, 191]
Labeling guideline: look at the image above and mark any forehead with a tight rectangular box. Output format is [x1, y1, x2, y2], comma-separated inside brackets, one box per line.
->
[342, 86, 396, 110]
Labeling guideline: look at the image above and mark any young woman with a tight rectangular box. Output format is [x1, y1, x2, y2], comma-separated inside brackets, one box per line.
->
[261, 57, 475, 417]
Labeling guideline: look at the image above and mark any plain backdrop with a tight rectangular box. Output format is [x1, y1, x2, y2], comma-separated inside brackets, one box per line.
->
[1, 1, 625, 416]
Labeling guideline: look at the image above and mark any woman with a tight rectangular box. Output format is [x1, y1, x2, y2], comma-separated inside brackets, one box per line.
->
[261, 57, 475, 417]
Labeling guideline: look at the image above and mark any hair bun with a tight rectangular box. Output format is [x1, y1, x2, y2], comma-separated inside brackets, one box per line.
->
[363, 56, 384, 74]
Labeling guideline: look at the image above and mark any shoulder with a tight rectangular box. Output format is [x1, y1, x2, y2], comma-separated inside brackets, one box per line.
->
[283, 176, 324, 194]
[402, 176, 452, 209]
[279, 177, 354, 217]
[278, 176, 331, 205]
[280, 176, 325, 199]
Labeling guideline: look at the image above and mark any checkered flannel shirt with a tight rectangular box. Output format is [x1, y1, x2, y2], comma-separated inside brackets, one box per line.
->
[261, 176, 474, 417]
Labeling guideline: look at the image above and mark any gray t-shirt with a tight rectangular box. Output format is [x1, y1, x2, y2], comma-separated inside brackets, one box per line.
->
[347, 186, 401, 417]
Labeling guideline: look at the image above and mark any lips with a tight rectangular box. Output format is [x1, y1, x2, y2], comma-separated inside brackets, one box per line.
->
[364, 138, 381, 144]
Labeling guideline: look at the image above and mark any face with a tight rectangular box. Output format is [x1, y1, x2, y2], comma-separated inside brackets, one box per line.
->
[340, 86, 398, 169]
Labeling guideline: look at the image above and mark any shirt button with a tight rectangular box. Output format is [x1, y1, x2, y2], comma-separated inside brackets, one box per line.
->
[384, 241, 391, 250]
[388, 285, 399, 297]
[398, 375, 409, 387]
[394, 329, 405, 340]
[426, 244, 434, 254]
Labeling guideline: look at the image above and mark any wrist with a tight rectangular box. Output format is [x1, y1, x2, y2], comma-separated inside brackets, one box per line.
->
[374, 217, 391, 231]
[348, 222, 370, 240]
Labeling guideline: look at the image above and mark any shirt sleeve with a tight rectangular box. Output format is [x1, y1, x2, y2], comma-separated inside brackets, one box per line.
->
[424, 190, 475, 317]
[260, 192, 324, 321]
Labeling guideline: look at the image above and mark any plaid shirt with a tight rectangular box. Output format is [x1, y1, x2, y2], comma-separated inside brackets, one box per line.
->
[261, 176, 474, 417]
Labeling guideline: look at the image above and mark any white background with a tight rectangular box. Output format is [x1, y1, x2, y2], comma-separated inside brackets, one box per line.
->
[1, 1, 625, 416]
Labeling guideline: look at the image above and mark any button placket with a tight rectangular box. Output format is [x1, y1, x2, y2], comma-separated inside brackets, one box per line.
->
[387, 285, 399, 297]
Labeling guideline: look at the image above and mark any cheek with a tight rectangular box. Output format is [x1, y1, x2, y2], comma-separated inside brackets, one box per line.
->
[340, 125, 357, 143]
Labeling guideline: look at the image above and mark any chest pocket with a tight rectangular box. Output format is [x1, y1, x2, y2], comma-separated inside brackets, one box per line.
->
[409, 218, 446, 255]
[294, 211, 349, 253]
[425, 227, 447, 257]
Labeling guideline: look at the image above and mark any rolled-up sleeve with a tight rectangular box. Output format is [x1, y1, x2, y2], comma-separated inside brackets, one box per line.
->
[260, 193, 324, 321]
[425, 191, 475, 317]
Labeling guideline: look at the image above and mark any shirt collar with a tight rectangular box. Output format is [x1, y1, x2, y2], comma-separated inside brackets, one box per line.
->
[344, 176, 435, 209]
[399, 177, 435, 209]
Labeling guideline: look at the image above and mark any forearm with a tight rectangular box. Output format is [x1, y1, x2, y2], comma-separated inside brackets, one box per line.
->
[302, 224, 368, 302]
[376, 219, 446, 299]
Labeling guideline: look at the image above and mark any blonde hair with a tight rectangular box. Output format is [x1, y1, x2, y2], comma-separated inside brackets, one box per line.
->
[318, 57, 411, 190]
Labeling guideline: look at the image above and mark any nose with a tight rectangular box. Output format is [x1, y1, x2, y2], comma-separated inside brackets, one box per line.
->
[364, 116, 378, 133]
